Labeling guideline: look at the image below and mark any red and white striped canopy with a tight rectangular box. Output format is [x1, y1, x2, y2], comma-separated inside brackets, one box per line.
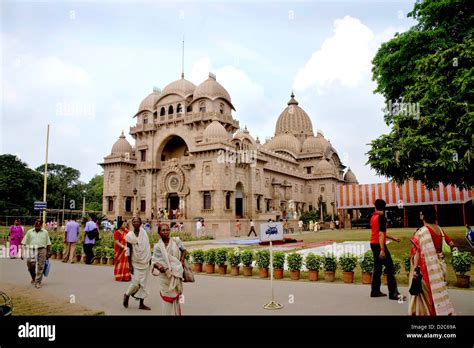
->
[337, 180, 472, 209]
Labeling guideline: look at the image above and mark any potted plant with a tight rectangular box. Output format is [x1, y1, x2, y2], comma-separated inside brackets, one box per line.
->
[323, 253, 337, 282]
[339, 252, 358, 283]
[359, 251, 374, 284]
[256, 249, 270, 278]
[273, 252, 285, 279]
[287, 252, 303, 280]
[106, 247, 114, 265]
[402, 253, 411, 278]
[57, 243, 64, 260]
[452, 251, 472, 288]
[50, 244, 58, 259]
[383, 257, 401, 284]
[204, 249, 216, 273]
[305, 253, 322, 281]
[241, 249, 254, 276]
[228, 249, 241, 276]
[75, 244, 83, 262]
[216, 248, 228, 274]
[191, 249, 205, 272]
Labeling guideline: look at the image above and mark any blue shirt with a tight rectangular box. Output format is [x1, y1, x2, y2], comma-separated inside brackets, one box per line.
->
[84, 220, 97, 244]
[65, 220, 80, 242]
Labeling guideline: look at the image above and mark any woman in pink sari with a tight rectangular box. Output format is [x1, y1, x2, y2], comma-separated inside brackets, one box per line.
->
[409, 206, 455, 316]
[9, 219, 24, 258]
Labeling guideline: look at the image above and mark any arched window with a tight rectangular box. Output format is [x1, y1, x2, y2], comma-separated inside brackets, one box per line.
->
[199, 101, 206, 113]
[143, 117, 148, 125]
[168, 105, 174, 114]
[177, 103, 183, 115]
[219, 103, 224, 114]
[160, 107, 165, 116]
[187, 105, 192, 112]
[235, 142, 241, 150]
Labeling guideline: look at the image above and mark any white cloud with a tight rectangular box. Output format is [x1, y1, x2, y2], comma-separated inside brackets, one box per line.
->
[293, 15, 375, 93]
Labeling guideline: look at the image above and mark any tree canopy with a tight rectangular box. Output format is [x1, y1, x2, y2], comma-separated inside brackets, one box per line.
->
[368, 0, 473, 189]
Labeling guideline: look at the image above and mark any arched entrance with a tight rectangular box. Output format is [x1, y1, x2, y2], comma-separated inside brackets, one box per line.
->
[160, 135, 189, 162]
[167, 193, 180, 218]
[235, 182, 244, 218]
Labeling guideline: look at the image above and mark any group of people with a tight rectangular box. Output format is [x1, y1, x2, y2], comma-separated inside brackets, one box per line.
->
[370, 199, 457, 315]
[157, 208, 181, 221]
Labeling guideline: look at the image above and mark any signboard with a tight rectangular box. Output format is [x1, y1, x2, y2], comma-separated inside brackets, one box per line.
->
[259, 222, 284, 242]
[34, 202, 47, 210]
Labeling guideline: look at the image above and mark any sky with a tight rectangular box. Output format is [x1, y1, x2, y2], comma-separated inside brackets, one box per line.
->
[1, 0, 417, 184]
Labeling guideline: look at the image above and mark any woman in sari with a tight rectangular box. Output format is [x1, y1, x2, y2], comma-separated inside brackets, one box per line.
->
[114, 220, 131, 281]
[152, 223, 186, 315]
[9, 219, 24, 258]
[408, 206, 456, 315]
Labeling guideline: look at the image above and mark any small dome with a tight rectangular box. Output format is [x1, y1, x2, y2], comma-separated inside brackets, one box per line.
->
[314, 159, 335, 176]
[344, 168, 358, 183]
[161, 77, 196, 98]
[265, 133, 301, 155]
[234, 126, 255, 145]
[302, 134, 329, 154]
[193, 73, 235, 110]
[111, 131, 132, 155]
[275, 93, 314, 138]
[137, 89, 161, 113]
[203, 120, 228, 142]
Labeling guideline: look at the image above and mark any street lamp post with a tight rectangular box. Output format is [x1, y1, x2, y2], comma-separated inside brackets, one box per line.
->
[133, 188, 138, 216]
[82, 190, 86, 217]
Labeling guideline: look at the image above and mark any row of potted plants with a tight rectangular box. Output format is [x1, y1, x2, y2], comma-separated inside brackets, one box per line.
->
[190, 248, 472, 287]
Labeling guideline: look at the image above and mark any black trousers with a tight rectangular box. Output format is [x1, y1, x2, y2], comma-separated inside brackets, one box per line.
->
[370, 243, 399, 298]
[248, 227, 257, 237]
[83, 243, 95, 264]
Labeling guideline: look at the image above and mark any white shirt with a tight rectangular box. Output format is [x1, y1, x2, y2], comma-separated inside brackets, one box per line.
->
[196, 221, 202, 229]
[250, 221, 255, 227]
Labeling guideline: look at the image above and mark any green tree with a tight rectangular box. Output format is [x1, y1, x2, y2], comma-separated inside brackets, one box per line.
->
[368, 0, 473, 189]
[85, 174, 103, 211]
[0, 154, 42, 215]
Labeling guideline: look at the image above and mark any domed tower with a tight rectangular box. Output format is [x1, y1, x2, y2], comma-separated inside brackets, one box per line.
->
[344, 167, 358, 184]
[100, 131, 137, 220]
[275, 92, 314, 143]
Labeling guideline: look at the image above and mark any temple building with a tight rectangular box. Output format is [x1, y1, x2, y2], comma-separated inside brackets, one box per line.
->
[100, 73, 358, 236]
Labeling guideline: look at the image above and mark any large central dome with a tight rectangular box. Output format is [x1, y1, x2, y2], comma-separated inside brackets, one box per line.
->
[161, 77, 196, 98]
[275, 93, 314, 142]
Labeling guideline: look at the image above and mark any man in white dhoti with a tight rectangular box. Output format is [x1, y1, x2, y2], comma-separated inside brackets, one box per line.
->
[123, 216, 151, 310]
[152, 223, 187, 315]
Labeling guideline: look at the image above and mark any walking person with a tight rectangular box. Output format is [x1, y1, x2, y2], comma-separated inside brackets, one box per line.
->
[298, 219, 303, 233]
[408, 206, 456, 315]
[63, 217, 79, 263]
[235, 219, 241, 237]
[123, 216, 151, 310]
[9, 219, 24, 258]
[248, 219, 257, 237]
[196, 219, 202, 238]
[370, 199, 405, 300]
[83, 216, 99, 264]
[21, 219, 51, 289]
[152, 223, 186, 315]
[114, 220, 131, 282]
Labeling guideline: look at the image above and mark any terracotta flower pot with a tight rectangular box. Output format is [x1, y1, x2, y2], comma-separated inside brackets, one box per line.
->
[205, 264, 215, 274]
[76, 254, 82, 262]
[81, 254, 87, 263]
[51, 254, 56, 260]
[361, 272, 372, 284]
[324, 271, 335, 282]
[259, 268, 269, 278]
[193, 263, 203, 273]
[107, 257, 114, 265]
[383, 273, 388, 285]
[93, 258, 100, 265]
[243, 266, 253, 276]
[101, 257, 107, 264]
[308, 270, 319, 281]
[231, 265, 240, 276]
[57, 252, 63, 260]
[274, 268, 284, 279]
[218, 265, 227, 275]
[290, 270, 300, 280]
[456, 275, 470, 288]
[342, 271, 354, 283]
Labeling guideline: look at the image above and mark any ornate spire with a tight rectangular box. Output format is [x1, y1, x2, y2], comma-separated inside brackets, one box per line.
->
[181, 36, 185, 79]
[120, 130, 125, 138]
[288, 92, 298, 106]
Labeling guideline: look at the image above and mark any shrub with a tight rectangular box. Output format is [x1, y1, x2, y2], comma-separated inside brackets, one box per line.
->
[191, 249, 205, 264]
[452, 251, 472, 275]
[256, 249, 270, 269]
[75, 243, 83, 255]
[215, 248, 228, 266]
[402, 253, 411, 273]
[228, 249, 241, 267]
[392, 257, 402, 274]
[241, 249, 254, 267]
[273, 252, 285, 269]
[359, 251, 374, 273]
[204, 249, 216, 265]
[287, 252, 303, 271]
[305, 253, 323, 271]
[339, 253, 358, 272]
[323, 253, 337, 272]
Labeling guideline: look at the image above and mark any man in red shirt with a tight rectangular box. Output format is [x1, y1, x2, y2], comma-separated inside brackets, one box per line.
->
[370, 199, 405, 300]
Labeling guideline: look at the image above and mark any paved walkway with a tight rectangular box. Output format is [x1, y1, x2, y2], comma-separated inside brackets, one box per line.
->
[1, 258, 473, 315]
